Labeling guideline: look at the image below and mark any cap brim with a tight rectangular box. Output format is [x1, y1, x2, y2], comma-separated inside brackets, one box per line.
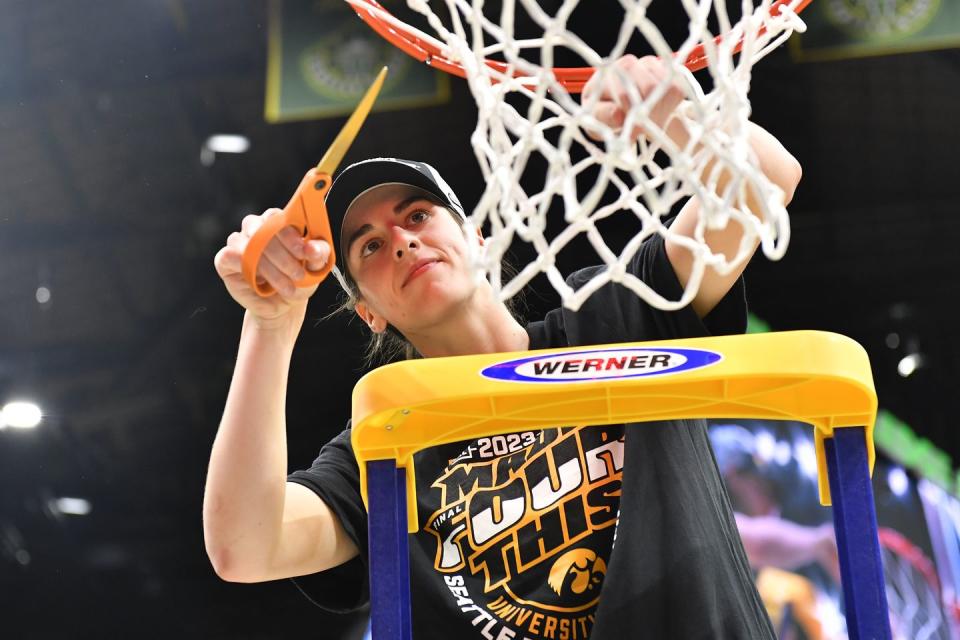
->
[326, 159, 455, 234]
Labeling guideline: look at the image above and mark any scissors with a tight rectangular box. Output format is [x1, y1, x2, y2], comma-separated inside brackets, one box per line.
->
[241, 66, 388, 297]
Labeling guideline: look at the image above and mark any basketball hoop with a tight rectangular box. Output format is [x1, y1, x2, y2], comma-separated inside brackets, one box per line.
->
[346, 0, 811, 311]
[348, 0, 812, 91]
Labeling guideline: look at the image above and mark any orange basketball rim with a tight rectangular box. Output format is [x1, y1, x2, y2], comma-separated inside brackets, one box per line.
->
[346, 0, 814, 93]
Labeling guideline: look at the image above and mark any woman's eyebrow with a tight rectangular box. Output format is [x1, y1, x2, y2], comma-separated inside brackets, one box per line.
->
[345, 223, 374, 256]
[393, 195, 431, 214]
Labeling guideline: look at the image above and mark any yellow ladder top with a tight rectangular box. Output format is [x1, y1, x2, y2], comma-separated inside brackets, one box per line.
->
[350, 330, 877, 533]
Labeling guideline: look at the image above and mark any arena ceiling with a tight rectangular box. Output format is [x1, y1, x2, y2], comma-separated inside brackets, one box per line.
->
[1, 0, 958, 636]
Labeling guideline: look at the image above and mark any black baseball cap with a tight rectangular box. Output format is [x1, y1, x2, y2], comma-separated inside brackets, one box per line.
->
[325, 158, 465, 265]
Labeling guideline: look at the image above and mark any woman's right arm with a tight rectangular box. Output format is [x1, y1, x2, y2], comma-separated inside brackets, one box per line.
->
[203, 209, 359, 583]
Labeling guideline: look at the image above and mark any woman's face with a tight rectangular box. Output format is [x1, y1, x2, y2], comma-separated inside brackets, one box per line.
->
[342, 183, 478, 334]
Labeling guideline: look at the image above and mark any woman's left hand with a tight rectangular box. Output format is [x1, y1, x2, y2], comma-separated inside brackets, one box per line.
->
[581, 54, 688, 145]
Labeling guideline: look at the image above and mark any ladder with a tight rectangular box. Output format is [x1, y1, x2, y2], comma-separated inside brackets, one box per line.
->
[350, 331, 891, 639]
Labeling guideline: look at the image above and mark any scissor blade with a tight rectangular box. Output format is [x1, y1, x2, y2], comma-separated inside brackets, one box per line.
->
[316, 66, 389, 175]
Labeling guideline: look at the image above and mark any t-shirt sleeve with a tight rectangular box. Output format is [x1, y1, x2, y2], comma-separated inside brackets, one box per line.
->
[551, 233, 747, 347]
[286, 424, 370, 612]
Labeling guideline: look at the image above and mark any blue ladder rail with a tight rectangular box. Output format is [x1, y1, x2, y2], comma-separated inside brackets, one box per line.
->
[826, 427, 891, 640]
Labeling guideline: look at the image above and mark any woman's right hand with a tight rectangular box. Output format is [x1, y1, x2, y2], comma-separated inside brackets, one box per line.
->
[213, 208, 332, 327]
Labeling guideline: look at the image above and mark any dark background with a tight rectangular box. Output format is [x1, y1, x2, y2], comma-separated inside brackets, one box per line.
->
[1, 0, 958, 637]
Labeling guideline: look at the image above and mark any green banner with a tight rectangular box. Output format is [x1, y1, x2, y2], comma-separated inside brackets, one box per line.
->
[875, 409, 954, 491]
[792, 0, 960, 61]
[265, 0, 449, 122]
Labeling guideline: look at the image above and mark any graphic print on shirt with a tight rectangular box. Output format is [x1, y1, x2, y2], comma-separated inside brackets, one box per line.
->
[422, 425, 624, 640]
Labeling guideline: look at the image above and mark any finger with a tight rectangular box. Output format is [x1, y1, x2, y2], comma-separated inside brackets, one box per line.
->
[230, 230, 274, 286]
[604, 71, 631, 112]
[225, 230, 247, 252]
[258, 256, 297, 298]
[241, 214, 263, 237]
[276, 225, 306, 260]
[622, 64, 679, 140]
[216, 232, 248, 275]
[617, 57, 673, 118]
[584, 61, 628, 106]
[610, 54, 644, 109]
[304, 239, 331, 272]
[264, 235, 307, 282]
[213, 231, 250, 277]
[633, 57, 683, 110]
[214, 245, 242, 278]
[598, 55, 667, 109]
[636, 55, 666, 80]
[590, 101, 625, 135]
[625, 60, 660, 104]
[584, 55, 635, 99]
[241, 208, 282, 237]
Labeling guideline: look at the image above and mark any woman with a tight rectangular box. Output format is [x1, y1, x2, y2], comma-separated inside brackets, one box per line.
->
[204, 55, 802, 638]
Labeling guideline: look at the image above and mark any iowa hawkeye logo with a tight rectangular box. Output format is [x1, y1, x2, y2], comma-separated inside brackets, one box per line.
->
[548, 548, 607, 596]
[425, 425, 624, 639]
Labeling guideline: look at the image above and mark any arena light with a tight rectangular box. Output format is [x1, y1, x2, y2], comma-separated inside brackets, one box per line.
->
[897, 353, 922, 378]
[52, 497, 92, 516]
[795, 440, 818, 480]
[887, 467, 910, 498]
[1, 401, 42, 429]
[773, 440, 792, 466]
[204, 134, 250, 154]
[754, 431, 776, 463]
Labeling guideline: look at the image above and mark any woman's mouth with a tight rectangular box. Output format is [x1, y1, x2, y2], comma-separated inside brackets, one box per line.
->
[403, 259, 440, 287]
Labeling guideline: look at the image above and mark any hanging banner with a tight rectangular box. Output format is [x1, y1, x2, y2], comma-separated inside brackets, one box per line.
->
[792, 0, 960, 61]
[265, 0, 449, 122]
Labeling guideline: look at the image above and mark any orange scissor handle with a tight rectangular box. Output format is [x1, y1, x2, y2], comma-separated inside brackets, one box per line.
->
[241, 168, 336, 297]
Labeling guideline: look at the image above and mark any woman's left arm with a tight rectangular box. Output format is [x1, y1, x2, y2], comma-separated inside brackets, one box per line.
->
[583, 55, 802, 318]
[666, 122, 802, 318]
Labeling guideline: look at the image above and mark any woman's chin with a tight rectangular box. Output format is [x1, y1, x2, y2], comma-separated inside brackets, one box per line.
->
[401, 281, 476, 326]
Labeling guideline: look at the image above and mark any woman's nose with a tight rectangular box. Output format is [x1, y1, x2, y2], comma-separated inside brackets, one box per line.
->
[391, 227, 419, 259]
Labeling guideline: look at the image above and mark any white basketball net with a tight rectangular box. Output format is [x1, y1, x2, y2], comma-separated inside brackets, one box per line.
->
[348, 0, 808, 311]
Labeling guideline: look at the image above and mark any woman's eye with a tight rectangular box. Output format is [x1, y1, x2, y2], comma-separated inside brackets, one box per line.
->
[408, 209, 430, 225]
[360, 239, 382, 257]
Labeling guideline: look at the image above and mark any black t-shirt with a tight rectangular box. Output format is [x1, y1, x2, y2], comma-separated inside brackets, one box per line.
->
[288, 235, 775, 639]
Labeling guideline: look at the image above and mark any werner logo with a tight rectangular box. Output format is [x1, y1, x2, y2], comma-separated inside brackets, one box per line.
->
[481, 347, 721, 383]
